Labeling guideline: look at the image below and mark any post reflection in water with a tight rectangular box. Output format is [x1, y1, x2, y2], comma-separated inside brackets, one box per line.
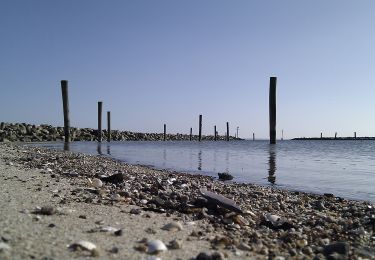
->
[106, 145, 111, 155]
[97, 143, 102, 155]
[162, 149, 167, 167]
[198, 150, 202, 170]
[268, 145, 277, 184]
[225, 150, 229, 173]
[63, 142, 70, 151]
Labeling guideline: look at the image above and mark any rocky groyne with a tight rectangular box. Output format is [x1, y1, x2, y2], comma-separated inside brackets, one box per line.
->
[0, 122, 240, 142]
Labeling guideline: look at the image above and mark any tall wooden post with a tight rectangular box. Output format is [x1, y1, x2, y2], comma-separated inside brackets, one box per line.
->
[164, 124, 166, 141]
[107, 111, 111, 142]
[335, 132, 337, 139]
[97, 101, 103, 142]
[226, 122, 229, 141]
[354, 132, 357, 139]
[198, 114, 202, 142]
[320, 132, 323, 139]
[190, 127, 192, 141]
[269, 77, 277, 144]
[61, 80, 70, 142]
[253, 133, 255, 141]
[214, 125, 217, 141]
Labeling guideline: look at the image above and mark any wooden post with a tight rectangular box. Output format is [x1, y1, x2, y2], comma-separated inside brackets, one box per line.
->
[107, 111, 111, 142]
[164, 124, 166, 141]
[354, 132, 357, 139]
[321, 132, 323, 139]
[214, 125, 217, 141]
[226, 122, 229, 141]
[335, 132, 337, 139]
[190, 127, 192, 141]
[269, 77, 277, 144]
[97, 101, 103, 142]
[61, 80, 70, 142]
[253, 133, 255, 141]
[198, 114, 202, 142]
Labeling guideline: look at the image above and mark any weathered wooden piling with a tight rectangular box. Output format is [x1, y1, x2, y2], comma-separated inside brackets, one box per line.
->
[97, 102, 103, 142]
[107, 111, 111, 142]
[190, 127, 192, 141]
[354, 132, 357, 139]
[335, 132, 337, 139]
[253, 133, 255, 141]
[199, 114, 202, 142]
[214, 125, 217, 141]
[269, 77, 277, 144]
[320, 132, 323, 139]
[236, 127, 239, 139]
[226, 122, 229, 141]
[60, 80, 70, 143]
[164, 124, 166, 141]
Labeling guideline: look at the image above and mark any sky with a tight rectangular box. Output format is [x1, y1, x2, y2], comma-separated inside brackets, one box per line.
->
[1, 0, 375, 139]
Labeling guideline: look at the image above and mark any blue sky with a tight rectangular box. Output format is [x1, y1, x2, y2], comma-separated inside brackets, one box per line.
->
[1, 1, 375, 139]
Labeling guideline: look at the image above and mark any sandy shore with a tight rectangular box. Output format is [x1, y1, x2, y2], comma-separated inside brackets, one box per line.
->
[0, 143, 374, 259]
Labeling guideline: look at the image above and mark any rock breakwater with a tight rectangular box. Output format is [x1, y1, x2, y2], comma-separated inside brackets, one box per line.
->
[0, 122, 239, 142]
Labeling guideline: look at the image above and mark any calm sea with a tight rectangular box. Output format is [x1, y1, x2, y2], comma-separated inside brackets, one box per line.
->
[35, 140, 375, 203]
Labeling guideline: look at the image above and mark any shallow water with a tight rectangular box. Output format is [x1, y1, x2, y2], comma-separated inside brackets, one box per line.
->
[35, 140, 375, 202]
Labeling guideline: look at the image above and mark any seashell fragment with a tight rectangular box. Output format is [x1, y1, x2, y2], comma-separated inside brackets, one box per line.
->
[88, 178, 103, 188]
[147, 239, 167, 254]
[162, 222, 183, 231]
[68, 240, 99, 256]
[99, 226, 119, 233]
[233, 215, 249, 226]
[266, 214, 283, 226]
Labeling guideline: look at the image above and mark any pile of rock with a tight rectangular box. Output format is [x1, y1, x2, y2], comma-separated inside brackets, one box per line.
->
[0, 122, 240, 142]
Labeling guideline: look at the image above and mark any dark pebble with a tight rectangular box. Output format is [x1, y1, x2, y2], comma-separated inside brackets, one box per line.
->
[114, 229, 123, 236]
[323, 242, 349, 256]
[40, 206, 55, 215]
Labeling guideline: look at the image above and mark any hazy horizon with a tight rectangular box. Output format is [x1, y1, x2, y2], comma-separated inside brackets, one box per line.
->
[1, 1, 375, 139]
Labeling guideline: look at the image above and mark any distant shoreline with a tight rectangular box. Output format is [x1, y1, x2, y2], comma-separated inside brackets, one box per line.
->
[293, 137, 375, 140]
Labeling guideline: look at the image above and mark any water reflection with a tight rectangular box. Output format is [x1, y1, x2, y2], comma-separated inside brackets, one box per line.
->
[198, 150, 202, 170]
[63, 142, 70, 151]
[107, 145, 111, 155]
[268, 145, 277, 184]
[97, 143, 102, 155]
[162, 149, 167, 167]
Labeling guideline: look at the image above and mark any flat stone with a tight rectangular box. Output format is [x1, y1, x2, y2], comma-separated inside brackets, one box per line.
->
[323, 242, 349, 256]
[199, 189, 242, 213]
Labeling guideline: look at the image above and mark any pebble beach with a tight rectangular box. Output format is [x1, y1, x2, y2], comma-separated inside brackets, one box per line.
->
[0, 143, 374, 259]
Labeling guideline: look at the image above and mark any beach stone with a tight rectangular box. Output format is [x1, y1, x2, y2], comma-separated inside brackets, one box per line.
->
[199, 189, 242, 213]
[168, 239, 183, 249]
[323, 242, 349, 256]
[130, 208, 142, 215]
[0, 242, 11, 251]
[218, 172, 233, 181]
[162, 221, 183, 231]
[39, 205, 55, 215]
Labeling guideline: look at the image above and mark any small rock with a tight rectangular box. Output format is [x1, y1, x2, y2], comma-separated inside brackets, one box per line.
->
[109, 246, 119, 254]
[114, 229, 123, 236]
[130, 208, 142, 215]
[237, 242, 251, 251]
[48, 223, 56, 228]
[78, 215, 87, 219]
[323, 242, 349, 256]
[134, 244, 148, 252]
[89, 178, 103, 188]
[168, 239, 183, 249]
[0, 242, 11, 251]
[162, 222, 183, 231]
[39, 205, 55, 215]
[218, 172, 233, 181]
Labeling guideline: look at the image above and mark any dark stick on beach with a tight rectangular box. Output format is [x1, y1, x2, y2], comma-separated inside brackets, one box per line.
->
[226, 122, 229, 141]
[214, 125, 217, 141]
[97, 101, 103, 142]
[60, 80, 70, 143]
[107, 111, 111, 142]
[198, 114, 202, 142]
[164, 124, 166, 141]
[269, 76, 277, 144]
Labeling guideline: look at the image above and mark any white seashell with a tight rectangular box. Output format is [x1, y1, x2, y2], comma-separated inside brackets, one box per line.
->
[100, 226, 119, 233]
[147, 256, 162, 260]
[147, 239, 167, 254]
[140, 199, 148, 204]
[88, 178, 103, 188]
[68, 240, 97, 251]
[161, 222, 183, 231]
[111, 193, 121, 201]
[0, 242, 11, 251]
[266, 214, 283, 226]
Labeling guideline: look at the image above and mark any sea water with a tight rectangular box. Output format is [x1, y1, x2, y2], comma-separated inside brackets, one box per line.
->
[36, 140, 375, 202]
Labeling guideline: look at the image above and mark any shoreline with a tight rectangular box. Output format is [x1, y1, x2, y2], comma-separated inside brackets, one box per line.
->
[0, 143, 374, 259]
